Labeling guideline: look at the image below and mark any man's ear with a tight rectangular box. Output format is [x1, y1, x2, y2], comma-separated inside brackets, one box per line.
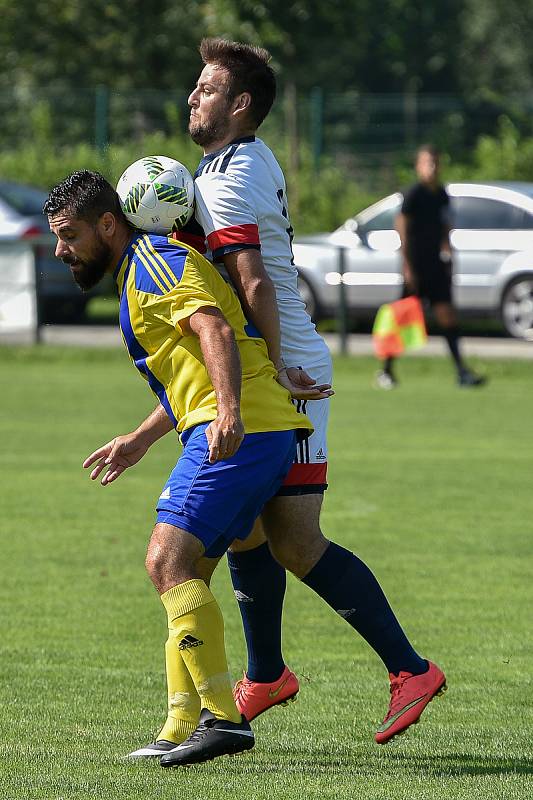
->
[99, 211, 116, 238]
[233, 92, 252, 116]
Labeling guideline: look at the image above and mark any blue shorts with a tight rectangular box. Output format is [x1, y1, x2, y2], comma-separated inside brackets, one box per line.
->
[156, 423, 297, 558]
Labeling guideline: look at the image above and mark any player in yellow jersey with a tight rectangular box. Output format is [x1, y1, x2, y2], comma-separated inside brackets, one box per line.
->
[44, 170, 330, 768]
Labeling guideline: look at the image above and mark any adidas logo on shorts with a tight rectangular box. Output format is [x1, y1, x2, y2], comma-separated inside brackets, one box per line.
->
[178, 635, 204, 650]
[316, 448, 327, 460]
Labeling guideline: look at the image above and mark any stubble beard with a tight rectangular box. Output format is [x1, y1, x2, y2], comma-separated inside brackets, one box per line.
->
[64, 238, 112, 292]
[189, 114, 231, 150]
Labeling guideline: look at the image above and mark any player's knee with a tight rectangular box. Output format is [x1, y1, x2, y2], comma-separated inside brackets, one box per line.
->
[145, 524, 174, 584]
[269, 532, 329, 579]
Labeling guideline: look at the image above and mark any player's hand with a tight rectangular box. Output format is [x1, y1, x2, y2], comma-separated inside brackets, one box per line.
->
[277, 367, 334, 400]
[205, 412, 245, 463]
[83, 433, 151, 485]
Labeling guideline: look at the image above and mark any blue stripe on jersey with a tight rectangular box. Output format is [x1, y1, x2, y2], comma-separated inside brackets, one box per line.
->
[219, 145, 238, 174]
[119, 273, 178, 428]
[133, 257, 164, 295]
[195, 136, 256, 178]
[146, 235, 187, 284]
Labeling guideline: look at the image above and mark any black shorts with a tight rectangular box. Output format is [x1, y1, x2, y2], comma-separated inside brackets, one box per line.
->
[405, 257, 452, 305]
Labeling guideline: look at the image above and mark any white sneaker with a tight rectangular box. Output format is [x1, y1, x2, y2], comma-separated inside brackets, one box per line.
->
[375, 370, 397, 390]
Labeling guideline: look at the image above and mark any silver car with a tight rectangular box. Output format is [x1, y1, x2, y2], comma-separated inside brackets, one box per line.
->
[0, 180, 92, 321]
[293, 182, 533, 339]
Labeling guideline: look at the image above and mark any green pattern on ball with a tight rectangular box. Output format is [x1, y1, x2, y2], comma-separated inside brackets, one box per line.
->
[123, 183, 151, 214]
[143, 157, 165, 180]
[154, 183, 187, 204]
[171, 211, 190, 232]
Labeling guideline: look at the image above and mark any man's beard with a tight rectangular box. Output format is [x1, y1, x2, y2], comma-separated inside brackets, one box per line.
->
[189, 115, 231, 149]
[63, 239, 112, 292]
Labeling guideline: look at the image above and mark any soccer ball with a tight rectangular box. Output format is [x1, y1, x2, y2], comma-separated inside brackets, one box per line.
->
[116, 156, 195, 234]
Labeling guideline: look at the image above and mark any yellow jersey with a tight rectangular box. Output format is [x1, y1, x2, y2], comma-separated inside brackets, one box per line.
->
[113, 233, 313, 437]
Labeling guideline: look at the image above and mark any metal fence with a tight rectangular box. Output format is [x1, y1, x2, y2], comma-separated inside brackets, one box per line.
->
[4, 86, 533, 184]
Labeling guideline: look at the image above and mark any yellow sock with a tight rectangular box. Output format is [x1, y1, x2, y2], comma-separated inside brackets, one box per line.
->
[161, 580, 240, 723]
[157, 637, 200, 743]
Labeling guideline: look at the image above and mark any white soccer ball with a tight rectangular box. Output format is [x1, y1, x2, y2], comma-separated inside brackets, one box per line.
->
[116, 156, 195, 234]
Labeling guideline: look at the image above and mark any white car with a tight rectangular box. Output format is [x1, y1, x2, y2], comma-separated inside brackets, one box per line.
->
[0, 180, 91, 321]
[294, 182, 533, 339]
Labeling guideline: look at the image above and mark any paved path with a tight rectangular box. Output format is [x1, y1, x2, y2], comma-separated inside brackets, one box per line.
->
[322, 333, 533, 360]
[2, 325, 533, 359]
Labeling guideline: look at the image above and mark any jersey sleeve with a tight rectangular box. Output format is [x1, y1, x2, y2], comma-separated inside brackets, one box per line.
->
[171, 216, 207, 254]
[401, 184, 419, 216]
[194, 171, 261, 262]
[166, 251, 221, 334]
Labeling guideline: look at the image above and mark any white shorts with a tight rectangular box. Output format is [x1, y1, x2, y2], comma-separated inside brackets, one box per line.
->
[277, 356, 331, 495]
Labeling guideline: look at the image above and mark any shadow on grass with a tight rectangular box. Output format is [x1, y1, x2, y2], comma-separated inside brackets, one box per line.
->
[132, 750, 533, 779]
[385, 750, 533, 777]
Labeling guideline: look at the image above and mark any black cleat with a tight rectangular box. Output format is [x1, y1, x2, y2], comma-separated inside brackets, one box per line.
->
[458, 369, 487, 387]
[160, 708, 254, 767]
[126, 739, 178, 759]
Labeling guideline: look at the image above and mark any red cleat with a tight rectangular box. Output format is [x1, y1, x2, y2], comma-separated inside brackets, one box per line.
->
[375, 660, 447, 744]
[233, 666, 299, 722]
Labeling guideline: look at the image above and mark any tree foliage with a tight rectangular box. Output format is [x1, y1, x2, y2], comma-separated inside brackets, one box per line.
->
[0, 0, 530, 99]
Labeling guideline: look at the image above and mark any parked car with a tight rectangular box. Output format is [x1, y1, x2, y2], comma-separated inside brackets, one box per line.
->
[0, 180, 91, 321]
[293, 182, 533, 339]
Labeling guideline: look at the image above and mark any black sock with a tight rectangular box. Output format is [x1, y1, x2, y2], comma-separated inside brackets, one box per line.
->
[443, 327, 464, 373]
[227, 543, 286, 683]
[383, 357, 395, 376]
[301, 542, 426, 675]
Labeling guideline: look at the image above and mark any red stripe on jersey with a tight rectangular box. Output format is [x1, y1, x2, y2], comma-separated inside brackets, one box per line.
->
[207, 224, 260, 251]
[282, 462, 328, 487]
[171, 230, 207, 254]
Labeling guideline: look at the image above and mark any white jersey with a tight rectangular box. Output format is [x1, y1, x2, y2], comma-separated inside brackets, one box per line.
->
[193, 136, 331, 372]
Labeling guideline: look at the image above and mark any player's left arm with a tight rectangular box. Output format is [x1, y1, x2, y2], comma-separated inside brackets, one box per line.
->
[182, 306, 245, 463]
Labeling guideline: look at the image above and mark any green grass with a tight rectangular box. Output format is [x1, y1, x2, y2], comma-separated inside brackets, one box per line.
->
[0, 347, 531, 800]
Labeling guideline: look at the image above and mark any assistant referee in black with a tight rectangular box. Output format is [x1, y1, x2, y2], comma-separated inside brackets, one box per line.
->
[377, 144, 485, 389]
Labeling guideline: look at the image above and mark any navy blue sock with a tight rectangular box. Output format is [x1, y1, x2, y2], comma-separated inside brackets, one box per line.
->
[227, 542, 286, 683]
[302, 542, 427, 675]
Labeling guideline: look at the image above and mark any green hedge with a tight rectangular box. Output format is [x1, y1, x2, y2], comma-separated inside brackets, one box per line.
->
[2, 117, 528, 234]
[0, 129, 377, 234]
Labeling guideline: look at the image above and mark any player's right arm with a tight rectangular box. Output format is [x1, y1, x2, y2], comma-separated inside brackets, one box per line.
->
[182, 305, 245, 463]
[83, 404, 173, 485]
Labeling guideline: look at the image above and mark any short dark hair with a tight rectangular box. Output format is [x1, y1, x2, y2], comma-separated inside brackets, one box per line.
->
[416, 144, 440, 161]
[199, 38, 276, 128]
[44, 170, 126, 224]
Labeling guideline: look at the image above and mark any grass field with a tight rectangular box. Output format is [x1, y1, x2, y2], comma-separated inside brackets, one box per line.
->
[0, 347, 531, 800]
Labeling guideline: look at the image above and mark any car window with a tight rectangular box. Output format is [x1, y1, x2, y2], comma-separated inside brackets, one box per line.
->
[451, 197, 524, 229]
[0, 182, 48, 216]
[359, 205, 400, 233]
[516, 210, 533, 230]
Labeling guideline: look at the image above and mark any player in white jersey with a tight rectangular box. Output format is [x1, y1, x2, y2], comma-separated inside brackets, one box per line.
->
[194, 136, 332, 492]
[183, 38, 445, 742]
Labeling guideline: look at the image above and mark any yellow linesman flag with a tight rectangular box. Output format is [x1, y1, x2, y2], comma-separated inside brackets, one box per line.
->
[372, 296, 427, 359]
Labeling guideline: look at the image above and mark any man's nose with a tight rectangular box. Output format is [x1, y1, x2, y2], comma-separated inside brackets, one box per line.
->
[55, 239, 68, 259]
[188, 89, 198, 107]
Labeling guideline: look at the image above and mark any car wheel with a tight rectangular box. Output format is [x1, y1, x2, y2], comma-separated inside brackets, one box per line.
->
[297, 272, 321, 321]
[501, 275, 533, 340]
